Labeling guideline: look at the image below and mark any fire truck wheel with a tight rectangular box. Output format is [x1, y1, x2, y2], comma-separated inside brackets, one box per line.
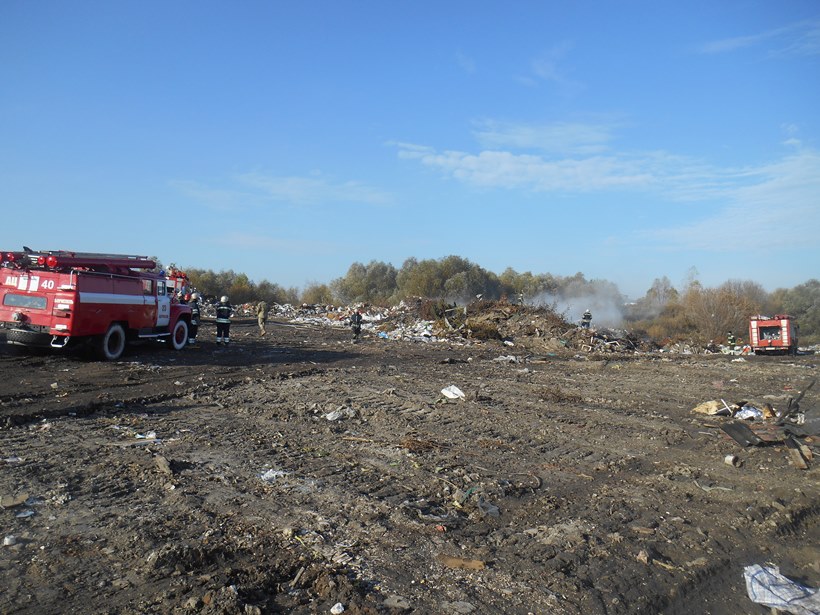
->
[97, 323, 126, 361]
[170, 319, 189, 350]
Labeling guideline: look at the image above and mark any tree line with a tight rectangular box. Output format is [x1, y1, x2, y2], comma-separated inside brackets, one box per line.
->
[171, 256, 818, 345]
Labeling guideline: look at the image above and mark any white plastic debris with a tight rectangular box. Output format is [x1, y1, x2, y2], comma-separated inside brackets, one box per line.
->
[494, 355, 518, 363]
[323, 406, 357, 421]
[744, 564, 820, 615]
[441, 385, 466, 400]
[3, 535, 17, 546]
[736, 405, 763, 421]
[135, 431, 157, 440]
[330, 603, 345, 614]
[259, 469, 288, 482]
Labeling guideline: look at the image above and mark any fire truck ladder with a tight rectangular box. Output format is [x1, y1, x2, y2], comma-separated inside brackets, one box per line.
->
[22, 251, 157, 270]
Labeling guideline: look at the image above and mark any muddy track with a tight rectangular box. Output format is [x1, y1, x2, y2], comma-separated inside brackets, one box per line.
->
[0, 322, 817, 614]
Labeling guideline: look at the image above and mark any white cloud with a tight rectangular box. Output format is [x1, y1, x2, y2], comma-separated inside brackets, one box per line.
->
[699, 20, 820, 57]
[169, 179, 256, 211]
[645, 149, 820, 249]
[395, 132, 820, 253]
[171, 172, 392, 209]
[472, 119, 615, 155]
[397, 142, 654, 192]
[236, 172, 392, 206]
[515, 42, 583, 95]
[530, 42, 573, 82]
[212, 232, 333, 253]
[455, 49, 476, 74]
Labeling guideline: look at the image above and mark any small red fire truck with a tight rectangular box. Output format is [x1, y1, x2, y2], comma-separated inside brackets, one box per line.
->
[1, 249, 192, 360]
[749, 314, 799, 356]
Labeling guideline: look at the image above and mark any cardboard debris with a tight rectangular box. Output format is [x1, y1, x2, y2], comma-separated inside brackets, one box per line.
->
[435, 554, 486, 570]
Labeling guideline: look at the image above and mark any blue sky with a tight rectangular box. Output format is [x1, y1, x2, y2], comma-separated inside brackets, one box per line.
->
[1, 1, 818, 299]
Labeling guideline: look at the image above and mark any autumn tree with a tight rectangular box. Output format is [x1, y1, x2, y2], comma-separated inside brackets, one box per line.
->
[779, 279, 820, 344]
[680, 280, 764, 343]
[301, 282, 334, 305]
[330, 260, 398, 305]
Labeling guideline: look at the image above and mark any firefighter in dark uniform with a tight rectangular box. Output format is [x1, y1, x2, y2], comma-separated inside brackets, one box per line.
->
[350, 309, 363, 342]
[581, 309, 592, 329]
[188, 293, 201, 344]
[216, 295, 234, 345]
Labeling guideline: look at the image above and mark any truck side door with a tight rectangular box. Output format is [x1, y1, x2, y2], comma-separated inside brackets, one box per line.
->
[156, 280, 170, 328]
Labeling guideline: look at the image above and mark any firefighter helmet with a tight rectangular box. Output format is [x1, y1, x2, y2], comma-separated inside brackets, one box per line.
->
[220, 296, 229, 304]
[191, 293, 200, 301]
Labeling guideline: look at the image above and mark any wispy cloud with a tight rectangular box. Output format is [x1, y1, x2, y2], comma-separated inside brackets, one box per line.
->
[455, 49, 476, 74]
[236, 172, 392, 206]
[169, 179, 257, 211]
[212, 231, 332, 253]
[515, 42, 583, 95]
[644, 148, 820, 249]
[472, 119, 616, 155]
[397, 141, 653, 192]
[395, 130, 820, 252]
[699, 19, 820, 57]
[171, 172, 392, 210]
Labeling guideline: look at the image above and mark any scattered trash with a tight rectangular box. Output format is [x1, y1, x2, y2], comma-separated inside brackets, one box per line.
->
[323, 406, 357, 421]
[435, 553, 486, 570]
[154, 455, 173, 475]
[383, 596, 411, 610]
[477, 496, 500, 517]
[721, 421, 763, 447]
[724, 454, 741, 467]
[259, 469, 288, 482]
[330, 603, 345, 614]
[493, 355, 519, 363]
[692, 400, 734, 416]
[441, 385, 466, 400]
[135, 431, 157, 440]
[441, 602, 476, 614]
[694, 480, 733, 493]
[15, 510, 35, 518]
[0, 493, 30, 508]
[744, 564, 820, 615]
[3, 535, 17, 546]
[736, 405, 764, 421]
[785, 436, 811, 470]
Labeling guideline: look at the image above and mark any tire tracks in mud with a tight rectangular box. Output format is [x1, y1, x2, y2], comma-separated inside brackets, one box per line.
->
[1, 327, 817, 614]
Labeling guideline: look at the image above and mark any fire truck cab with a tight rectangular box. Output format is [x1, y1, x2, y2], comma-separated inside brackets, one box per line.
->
[0, 249, 192, 360]
[749, 314, 799, 356]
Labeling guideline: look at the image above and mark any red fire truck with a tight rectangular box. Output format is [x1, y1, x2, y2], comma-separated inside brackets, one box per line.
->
[0, 249, 192, 360]
[749, 314, 799, 356]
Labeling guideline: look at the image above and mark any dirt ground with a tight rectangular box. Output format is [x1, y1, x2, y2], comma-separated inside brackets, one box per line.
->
[1, 312, 818, 615]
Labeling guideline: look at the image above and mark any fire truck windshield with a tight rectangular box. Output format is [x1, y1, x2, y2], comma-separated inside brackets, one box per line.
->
[3, 294, 47, 309]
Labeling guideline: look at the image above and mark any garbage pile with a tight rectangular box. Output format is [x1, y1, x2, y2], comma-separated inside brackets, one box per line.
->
[246, 298, 804, 358]
[253, 299, 655, 353]
[692, 379, 817, 468]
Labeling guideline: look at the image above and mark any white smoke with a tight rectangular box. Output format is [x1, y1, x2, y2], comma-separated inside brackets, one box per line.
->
[531, 280, 626, 328]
